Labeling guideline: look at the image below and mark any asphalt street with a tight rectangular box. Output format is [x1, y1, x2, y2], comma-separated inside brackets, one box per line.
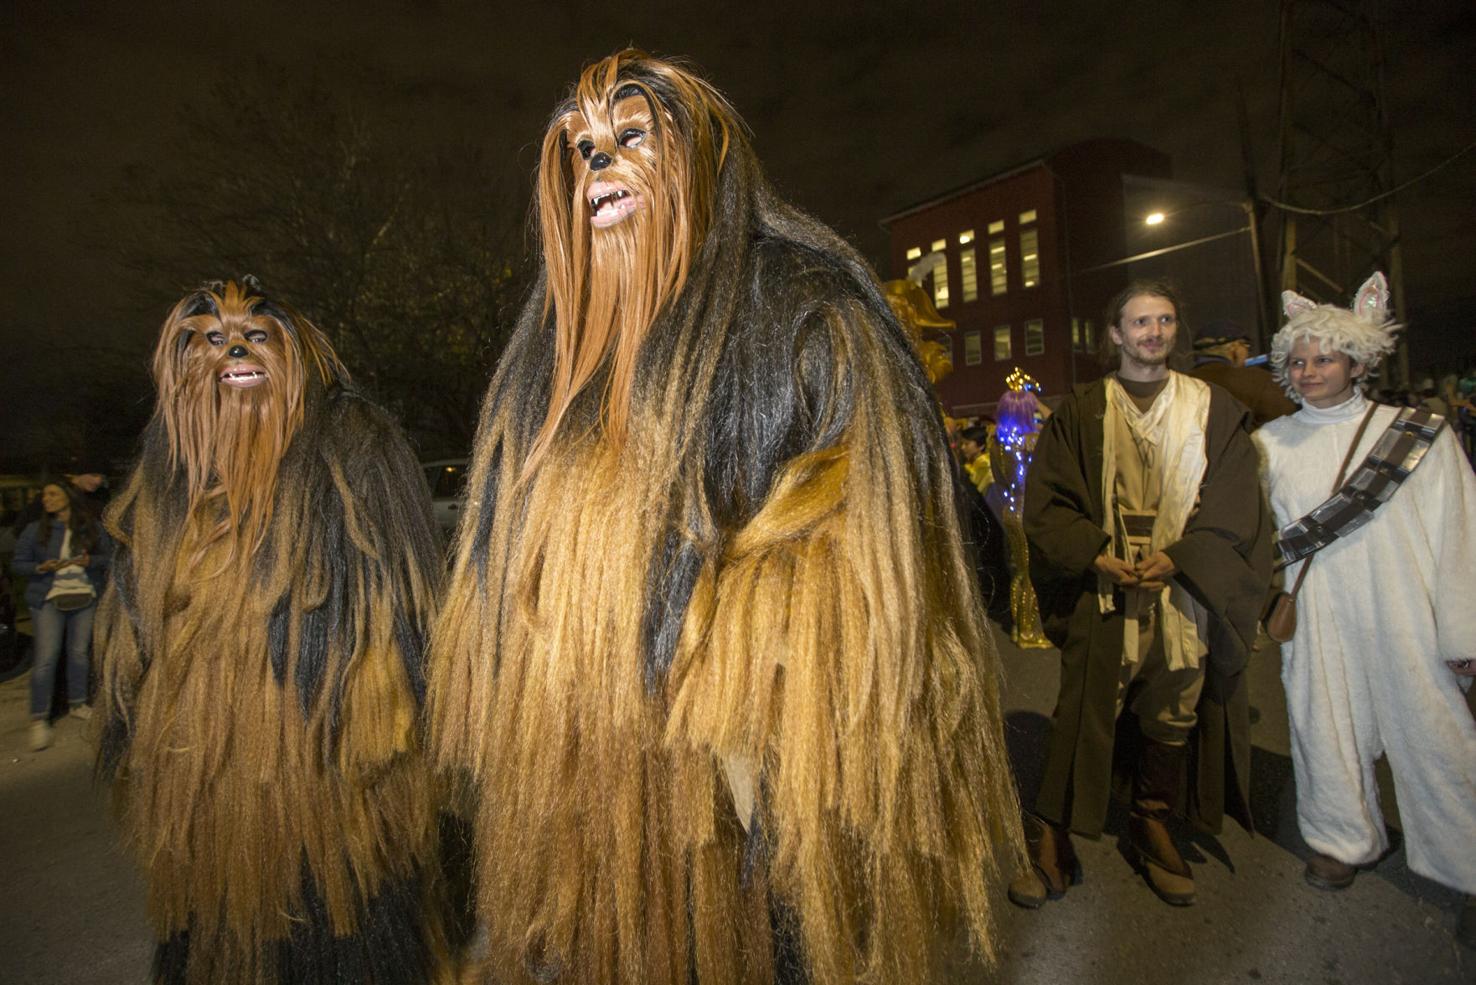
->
[0, 627, 1470, 984]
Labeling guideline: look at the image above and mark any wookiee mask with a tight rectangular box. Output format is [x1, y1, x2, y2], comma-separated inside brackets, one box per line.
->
[151, 278, 344, 560]
[526, 50, 737, 474]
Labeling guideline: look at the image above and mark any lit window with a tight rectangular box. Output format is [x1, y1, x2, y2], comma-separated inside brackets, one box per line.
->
[989, 238, 1008, 295]
[1020, 209, 1037, 225]
[993, 325, 1012, 361]
[959, 229, 974, 245]
[1072, 317, 1082, 351]
[987, 219, 1004, 235]
[906, 246, 922, 261]
[1025, 319, 1045, 356]
[964, 331, 982, 366]
[1085, 319, 1096, 351]
[933, 258, 950, 309]
[931, 238, 947, 253]
[1020, 228, 1040, 288]
[960, 248, 978, 302]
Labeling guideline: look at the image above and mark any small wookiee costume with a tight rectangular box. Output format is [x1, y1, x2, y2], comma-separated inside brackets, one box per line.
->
[1022, 369, 1271, 902]
[428, 51, 1021, 985]
[96, 280, 450, 985]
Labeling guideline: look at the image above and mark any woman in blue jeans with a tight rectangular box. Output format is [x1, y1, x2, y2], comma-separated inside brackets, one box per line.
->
[11, 482, 112, 751]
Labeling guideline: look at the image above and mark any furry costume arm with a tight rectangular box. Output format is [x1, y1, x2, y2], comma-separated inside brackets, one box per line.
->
[662, 267, 1020, 984]
[271, 392, 441, 780]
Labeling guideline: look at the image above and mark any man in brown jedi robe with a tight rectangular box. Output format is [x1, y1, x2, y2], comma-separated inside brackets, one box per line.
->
[1010, 280, 1272, 908]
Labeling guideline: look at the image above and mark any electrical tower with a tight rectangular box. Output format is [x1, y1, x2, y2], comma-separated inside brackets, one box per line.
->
[1273, 0, 1408, 384]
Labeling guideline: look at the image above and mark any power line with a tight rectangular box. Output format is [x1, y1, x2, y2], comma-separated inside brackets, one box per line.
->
[1262, 140, 1476, 216]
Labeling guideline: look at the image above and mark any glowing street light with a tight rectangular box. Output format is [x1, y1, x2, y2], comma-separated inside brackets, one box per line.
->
[1145, 211, 1166, 226]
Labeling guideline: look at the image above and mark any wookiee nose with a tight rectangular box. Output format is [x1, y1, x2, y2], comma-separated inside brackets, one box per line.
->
[228, 344, 248, 358]
[589, 151, 613, 171]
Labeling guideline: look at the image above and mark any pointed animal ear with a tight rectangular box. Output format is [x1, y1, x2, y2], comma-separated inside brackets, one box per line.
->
[1281, 290, 1317, 319]
[1352, 272, 1390, 322]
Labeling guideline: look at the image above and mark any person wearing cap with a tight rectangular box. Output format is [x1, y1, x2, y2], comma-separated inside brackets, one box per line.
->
[1190, 326, 1297, 429]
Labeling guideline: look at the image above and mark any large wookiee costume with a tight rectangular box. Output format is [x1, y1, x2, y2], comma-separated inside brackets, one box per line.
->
[428, 51, 1021, 985]
[96, 280, 450, 985]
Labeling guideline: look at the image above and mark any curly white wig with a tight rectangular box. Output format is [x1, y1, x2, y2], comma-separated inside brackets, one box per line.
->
[1270, 274, 1401, 402]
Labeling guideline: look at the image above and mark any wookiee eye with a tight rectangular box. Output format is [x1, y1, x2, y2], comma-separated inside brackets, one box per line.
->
[205, 331, 226, 346]
[618, 129, 646, 148]
[245, 330, 268, 343]
[576, 139, 595, 160]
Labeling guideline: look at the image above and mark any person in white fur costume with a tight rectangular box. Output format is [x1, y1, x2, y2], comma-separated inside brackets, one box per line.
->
[1253, 272, 1476, 947]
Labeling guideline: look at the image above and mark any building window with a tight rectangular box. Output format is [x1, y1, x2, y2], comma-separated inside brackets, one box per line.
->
[960, 248, 978, 302]
[932, 257, 950, 309]
[1020, 208, 1037, 225]
[964, 331, 982, 366]
[1025, 319, 1045, 356]
[930, 238, 947, 253]
[993, 324, 1012, 361]
[1020, 227, 1040, 288]
[959, 229, 974, 245]
[989, 238, 1008, 295]
[987, 219, 1004, 235]
[906, 246, 921, 261]
[1073, 318, 1099, 353]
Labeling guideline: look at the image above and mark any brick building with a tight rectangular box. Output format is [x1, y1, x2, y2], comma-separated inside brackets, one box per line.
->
[881, 139, 1174, 413]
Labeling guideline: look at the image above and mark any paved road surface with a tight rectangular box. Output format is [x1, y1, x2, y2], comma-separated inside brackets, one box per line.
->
[1, 628, 1470, 984]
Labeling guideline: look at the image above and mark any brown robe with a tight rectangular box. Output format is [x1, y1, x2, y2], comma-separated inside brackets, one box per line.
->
[1023, 375, 1272, 837]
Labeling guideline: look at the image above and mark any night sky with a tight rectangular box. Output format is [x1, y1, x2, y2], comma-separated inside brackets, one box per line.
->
[3, 0, 1472, 465]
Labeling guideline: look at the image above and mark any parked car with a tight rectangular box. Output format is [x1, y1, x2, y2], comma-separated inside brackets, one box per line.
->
[422, 459, 469, 539]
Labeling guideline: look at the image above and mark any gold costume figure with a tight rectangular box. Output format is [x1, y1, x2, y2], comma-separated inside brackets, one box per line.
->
[992, 383, 1051, 648]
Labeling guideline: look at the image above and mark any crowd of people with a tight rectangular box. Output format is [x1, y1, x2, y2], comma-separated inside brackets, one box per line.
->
[4, 46, 1471, 981]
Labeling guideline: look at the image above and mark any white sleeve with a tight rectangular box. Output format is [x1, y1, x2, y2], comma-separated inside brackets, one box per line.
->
[1420, 428, 1476, 662]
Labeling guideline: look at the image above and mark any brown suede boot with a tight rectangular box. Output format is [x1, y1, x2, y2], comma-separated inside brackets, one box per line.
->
[1007, 812, 1082, 909]
[1129, 738, 1195, 907]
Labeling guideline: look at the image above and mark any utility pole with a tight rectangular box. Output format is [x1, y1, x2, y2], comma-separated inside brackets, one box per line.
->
[1273, 0, 1408, 385]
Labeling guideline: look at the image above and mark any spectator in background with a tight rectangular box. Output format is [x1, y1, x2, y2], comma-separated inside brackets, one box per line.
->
[67, 458, 112, 518]
[1189, 324, 1297, 429]
[11, 481, 112, 751]
[958, 424, 993, 494]
[1416, 378, 1449, 418]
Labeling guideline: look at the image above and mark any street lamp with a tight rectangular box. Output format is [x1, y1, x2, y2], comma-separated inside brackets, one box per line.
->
[1076, 198, 1270, 351]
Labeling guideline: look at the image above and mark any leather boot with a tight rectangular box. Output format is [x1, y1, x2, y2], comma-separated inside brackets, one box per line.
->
[1129, 738, 1195, 906]
[1007, 812, 1082, 909]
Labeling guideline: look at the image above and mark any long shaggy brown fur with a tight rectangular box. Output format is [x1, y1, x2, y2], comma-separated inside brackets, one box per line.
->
[96, 280, 451, 985]
[429, 51, 1022, 985]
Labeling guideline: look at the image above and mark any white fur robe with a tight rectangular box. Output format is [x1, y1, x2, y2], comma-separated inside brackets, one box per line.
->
[1255, 391, 1476, 893]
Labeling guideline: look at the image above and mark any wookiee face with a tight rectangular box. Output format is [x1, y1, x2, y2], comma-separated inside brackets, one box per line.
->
[151, 279, 342, 549]
[526, 51, 737, 473]
[567, 89, 658, 231]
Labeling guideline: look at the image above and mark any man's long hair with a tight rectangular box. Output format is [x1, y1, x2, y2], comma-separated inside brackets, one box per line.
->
[150, 279, 345, 566]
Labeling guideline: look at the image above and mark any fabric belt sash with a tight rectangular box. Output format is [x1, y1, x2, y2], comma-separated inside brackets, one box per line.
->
[1274, 407, 1445, 567]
